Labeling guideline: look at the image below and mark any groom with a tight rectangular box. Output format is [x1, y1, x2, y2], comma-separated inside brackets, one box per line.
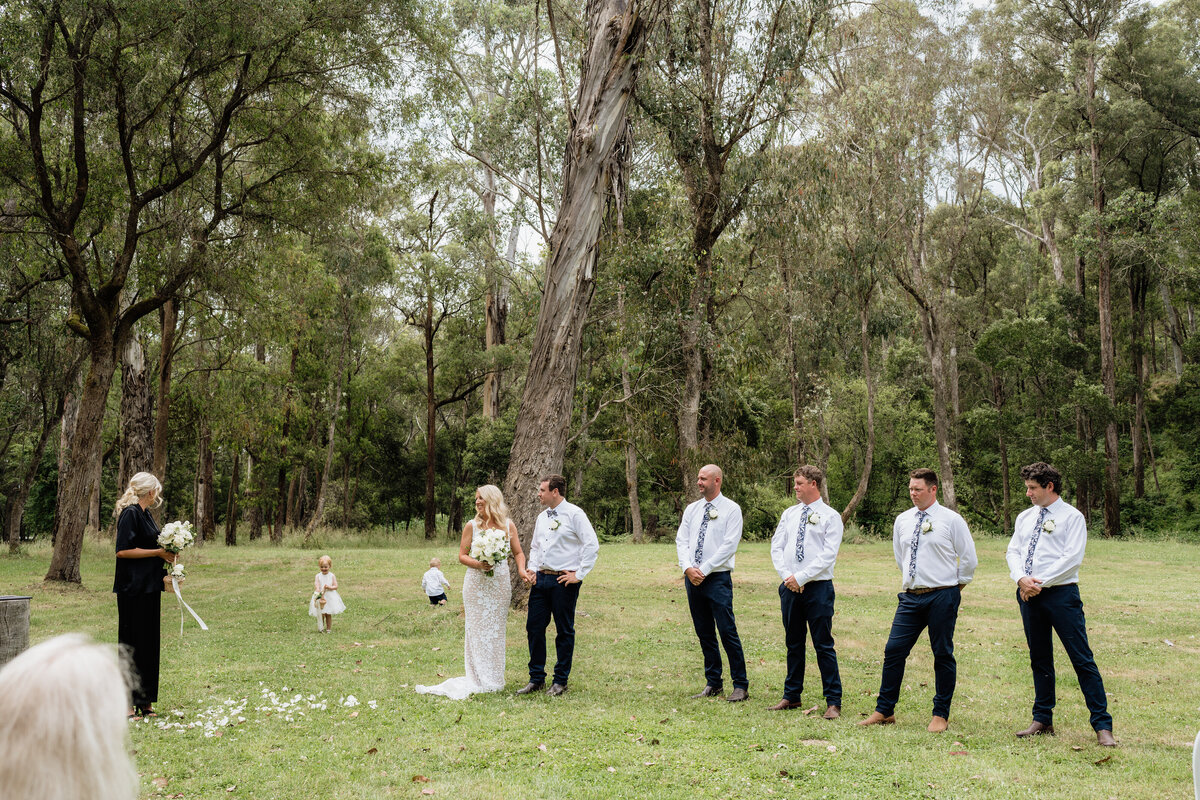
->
[517, 474, 599, 697]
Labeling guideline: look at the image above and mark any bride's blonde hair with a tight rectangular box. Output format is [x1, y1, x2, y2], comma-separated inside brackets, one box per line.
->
[113, 472, 163, 518]
[473, 485, 511, 531]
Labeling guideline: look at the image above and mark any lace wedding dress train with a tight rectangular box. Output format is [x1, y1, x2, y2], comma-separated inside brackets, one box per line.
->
[416, 527, 510, 699]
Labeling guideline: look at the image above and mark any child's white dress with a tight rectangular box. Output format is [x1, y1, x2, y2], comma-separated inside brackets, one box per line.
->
[309, 572, 347, 616]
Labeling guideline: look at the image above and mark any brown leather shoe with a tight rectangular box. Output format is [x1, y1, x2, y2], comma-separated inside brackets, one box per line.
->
[928, 715, 948, 733]
[691, 685, 722, 698]
[515, 682, 544, 695]
[767, 699, 804, 711]
[1015, 720, 1054, 738]
[727, 687, 749, 703]
[548, 683, 568, 696]
[1096, 729, 1116, 747]
[858, 711, 896, 726]
[822, 705, 841, 720]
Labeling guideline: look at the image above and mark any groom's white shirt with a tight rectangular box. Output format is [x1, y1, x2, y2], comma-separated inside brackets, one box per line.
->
[527, 500, 599, 580]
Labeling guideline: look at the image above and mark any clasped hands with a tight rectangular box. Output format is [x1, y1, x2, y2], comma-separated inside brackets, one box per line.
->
[1017, 576, 1044, 602]
[518, 568, 579, 586]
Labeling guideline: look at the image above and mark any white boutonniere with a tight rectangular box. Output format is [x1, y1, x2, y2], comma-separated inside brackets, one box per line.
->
[920, 520, 933, 534]
[1042, 519, 1056, 533]
[549, 518, 562, 531]
[707, 507, 719, 520]
[807, 511, 821, 525]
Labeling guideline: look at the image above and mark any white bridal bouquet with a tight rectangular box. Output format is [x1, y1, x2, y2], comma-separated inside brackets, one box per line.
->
[158, 520, 196, 553]
[469, 527, 512, 577]
[157, 520, 207, 633]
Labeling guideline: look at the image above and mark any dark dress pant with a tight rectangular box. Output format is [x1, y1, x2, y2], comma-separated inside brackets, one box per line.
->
[118, 591, 161, 708]
[779, 579, 842, 705]
[527, 572, 581, 686]
[685, 571, 748, 691]
[875, 586, 961, 718]
[1017, 583, 1112, 731]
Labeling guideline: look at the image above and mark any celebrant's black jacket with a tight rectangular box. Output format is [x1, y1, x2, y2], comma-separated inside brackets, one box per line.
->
[113, 505, 167, 594]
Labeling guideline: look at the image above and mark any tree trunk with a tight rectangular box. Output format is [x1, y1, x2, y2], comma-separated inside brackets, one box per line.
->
[1129, 265, 1148, 498]
[618, 288, 644, 543]
[225, 449, 241, 546]
[151, 298, 178, 524]
[423, 286, 438, 540]
[7, 388, 71, 553]
[195, 419, 215, 541]
[248, 453, 265, 541]
[1160, 282, 1185, 378]
[841, 304, 876, 525]
[118, 334, 154, 491]
[502, 0, 653, 607]
[272, 344, 300, 544]
[46, 341, 117, 582]
[306, 323, 350, 538]
[1085, 48, 1121, 536]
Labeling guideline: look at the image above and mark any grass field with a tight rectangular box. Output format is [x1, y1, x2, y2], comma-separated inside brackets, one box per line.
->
[2, 534, 1197, 799]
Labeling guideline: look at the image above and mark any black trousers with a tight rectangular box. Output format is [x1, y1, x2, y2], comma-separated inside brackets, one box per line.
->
[875, 586, 961, 718]
[685, 571, 748, 690]
[527, 572, 581, 685]
[779, 579, 841, 705]
[1018, 583, 1112, 731]
[118, 591, 161, 708]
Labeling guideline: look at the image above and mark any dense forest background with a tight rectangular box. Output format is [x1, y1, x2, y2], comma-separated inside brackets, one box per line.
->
[3, 0, 1199, 576]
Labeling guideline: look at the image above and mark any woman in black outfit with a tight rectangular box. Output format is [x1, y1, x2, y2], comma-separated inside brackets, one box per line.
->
[113, 471, 175, 717]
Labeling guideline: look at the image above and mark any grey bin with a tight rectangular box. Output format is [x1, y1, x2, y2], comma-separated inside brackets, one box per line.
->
[0, 595, 32, 667]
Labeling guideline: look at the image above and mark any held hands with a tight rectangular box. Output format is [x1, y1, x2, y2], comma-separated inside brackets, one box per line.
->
[1017, 576, 1043, 602]
[684, 566, 705, 586]
[521, 569, 535, 585]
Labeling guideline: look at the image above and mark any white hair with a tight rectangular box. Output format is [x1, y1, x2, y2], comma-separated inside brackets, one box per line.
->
[0, 634, 139, 800]
[113, 471, 163, 518]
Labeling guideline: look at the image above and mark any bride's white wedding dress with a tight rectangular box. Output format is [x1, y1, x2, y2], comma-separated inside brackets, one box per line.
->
[416, 521, 511, 699]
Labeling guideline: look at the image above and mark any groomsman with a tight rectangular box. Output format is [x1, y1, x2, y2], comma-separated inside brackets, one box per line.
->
[1007, 462, 1116, 747]
[768, 465, 843, 718]
[860, 468, 977, 733]
[676, 464, 749, 702]
[517, 474, 599, 697]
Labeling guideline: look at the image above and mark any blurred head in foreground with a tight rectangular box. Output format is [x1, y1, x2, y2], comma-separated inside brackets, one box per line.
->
[0, 634, 138, 800]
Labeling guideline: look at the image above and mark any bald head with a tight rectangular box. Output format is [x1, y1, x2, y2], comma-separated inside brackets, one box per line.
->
[697, 464, 723, 501]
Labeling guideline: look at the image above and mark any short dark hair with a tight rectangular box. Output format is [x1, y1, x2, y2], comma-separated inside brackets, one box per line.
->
[1020, 462, 1062, 494]
[909, 468, 938, 487]
[794, 465, 824, 485]
[541, 474, 567, 496]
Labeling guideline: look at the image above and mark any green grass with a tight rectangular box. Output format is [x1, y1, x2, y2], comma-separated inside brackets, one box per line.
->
[2, 535, 1198, 799]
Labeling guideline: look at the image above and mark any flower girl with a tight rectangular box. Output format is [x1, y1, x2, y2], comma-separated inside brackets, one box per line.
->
[309, 555, 346, 633]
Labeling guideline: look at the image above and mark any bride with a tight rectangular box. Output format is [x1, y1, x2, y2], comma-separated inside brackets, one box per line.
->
[416, 485, 527, 699]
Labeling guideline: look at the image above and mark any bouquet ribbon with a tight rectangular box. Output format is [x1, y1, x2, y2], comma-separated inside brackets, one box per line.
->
[171, 576, 209, 634]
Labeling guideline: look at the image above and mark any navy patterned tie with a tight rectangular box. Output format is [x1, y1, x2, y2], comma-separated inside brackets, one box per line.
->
[1024, 507, 1049, 576]
[693, 502, 713, 566]
[907, 510, 928, 582]
[795, 505, 812, 563]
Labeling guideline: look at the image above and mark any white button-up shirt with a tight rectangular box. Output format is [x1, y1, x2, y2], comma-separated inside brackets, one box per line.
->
[892, 501, 977, 590]
[771, 498, 843, 585]
[421, 567, 450, 596]
[1005, 497, 1086, 587]
[676, 493, 743, 575]
[527, 500, 599, 580]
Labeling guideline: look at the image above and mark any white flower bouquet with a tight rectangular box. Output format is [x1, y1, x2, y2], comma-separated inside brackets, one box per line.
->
[469, 527, 512, 577]
[312, 590, 326, 609]
[169, 562, 186, 581]
[158, 520, 195, 553]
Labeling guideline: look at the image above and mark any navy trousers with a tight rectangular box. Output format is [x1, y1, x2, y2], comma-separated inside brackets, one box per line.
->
[779, 579, 842, 705]
[685, 571, 748, 690]
[1017, 583, 1112, 731]
[527, 572, 581, 686]
[875, 586, 961, 718]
